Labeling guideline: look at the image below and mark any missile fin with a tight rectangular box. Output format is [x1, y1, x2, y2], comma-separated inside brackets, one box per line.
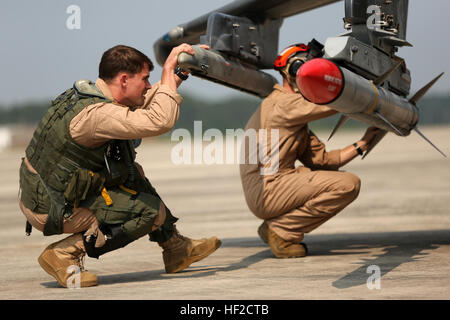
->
[362, 130, 388, 159]
[373, 60, 403, 86]
[374, 111, 405, 136]
[409, 73, 444, 104]
[413, 127, 447, 158]
[328, 114, 350, 141]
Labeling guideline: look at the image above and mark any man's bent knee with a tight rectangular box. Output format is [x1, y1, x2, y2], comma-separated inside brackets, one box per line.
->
[340, 172, 361, 200]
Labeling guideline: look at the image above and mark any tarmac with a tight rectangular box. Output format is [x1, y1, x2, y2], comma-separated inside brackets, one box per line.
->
[0, 126, 449, 300]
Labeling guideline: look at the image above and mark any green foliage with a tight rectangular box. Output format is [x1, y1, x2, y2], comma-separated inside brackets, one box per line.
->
[173, 90, 261, 132]
[0, 100, 50, 124]
[416, 94, 450, 125]
[1, 91, 449, 133]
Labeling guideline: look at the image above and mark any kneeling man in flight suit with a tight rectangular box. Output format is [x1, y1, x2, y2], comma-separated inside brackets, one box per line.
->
[240, 41, 381, 258]
[19, 44, 221, 287]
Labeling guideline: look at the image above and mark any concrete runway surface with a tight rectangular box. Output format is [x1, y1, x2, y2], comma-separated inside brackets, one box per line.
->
[0, 126, 449, 300]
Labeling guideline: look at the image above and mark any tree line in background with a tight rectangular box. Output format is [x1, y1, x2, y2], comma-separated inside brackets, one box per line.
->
[1, 91, 449, 134]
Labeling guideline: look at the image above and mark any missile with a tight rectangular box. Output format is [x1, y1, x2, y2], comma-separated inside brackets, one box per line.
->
[295, 58, 446, 157]
[177, 45, 278, 98]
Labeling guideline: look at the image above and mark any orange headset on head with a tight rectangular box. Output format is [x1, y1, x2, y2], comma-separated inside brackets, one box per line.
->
[273, 39, 324, 92]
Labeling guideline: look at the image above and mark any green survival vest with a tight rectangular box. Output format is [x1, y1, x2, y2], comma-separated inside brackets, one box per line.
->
[25, 80, 131, 236]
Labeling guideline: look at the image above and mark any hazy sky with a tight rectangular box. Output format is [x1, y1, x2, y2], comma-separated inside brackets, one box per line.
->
[1, 0, 449, 106]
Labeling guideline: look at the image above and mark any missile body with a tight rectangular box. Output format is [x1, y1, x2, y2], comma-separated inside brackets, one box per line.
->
[177, 45, 278, 98]
[296, 58, 419, 136]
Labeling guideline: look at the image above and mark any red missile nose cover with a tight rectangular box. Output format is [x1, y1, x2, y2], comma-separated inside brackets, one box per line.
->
[296, 58, 343, 104]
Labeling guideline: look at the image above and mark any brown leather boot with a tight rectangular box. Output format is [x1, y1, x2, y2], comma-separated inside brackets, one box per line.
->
[158, 227, 221, 273]
[257, 221, 269, 244]
[259, 221, 308, 258]
[38, 233, 98, 288]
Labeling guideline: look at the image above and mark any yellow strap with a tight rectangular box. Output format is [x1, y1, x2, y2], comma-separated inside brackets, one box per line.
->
[119, 185, 138, 195]
[101, 187, 113, 206]
[92, 170, 113, 206]
[366, 81, 379, 114]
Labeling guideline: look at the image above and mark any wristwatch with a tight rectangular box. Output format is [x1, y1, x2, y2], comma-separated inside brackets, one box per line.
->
[174, 66, 189, 80]
[353, 143, 364, 156]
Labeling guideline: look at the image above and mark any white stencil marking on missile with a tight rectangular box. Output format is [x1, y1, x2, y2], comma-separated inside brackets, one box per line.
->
[324, 74, 342, 85]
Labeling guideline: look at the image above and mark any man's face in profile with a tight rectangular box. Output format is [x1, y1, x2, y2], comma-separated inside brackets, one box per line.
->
[124, 63, 151, 107]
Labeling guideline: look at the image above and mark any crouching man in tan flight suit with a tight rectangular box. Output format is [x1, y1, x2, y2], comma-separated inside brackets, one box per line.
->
[18, 44, 221, 287]
[239, 43, 382, 258]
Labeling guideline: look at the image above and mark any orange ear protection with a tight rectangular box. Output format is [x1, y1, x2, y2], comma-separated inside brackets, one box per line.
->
[274, 43, 310, 77]
[274, 44, 310, 92]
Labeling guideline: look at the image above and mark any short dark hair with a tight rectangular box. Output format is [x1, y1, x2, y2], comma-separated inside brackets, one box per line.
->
[99, 45, 154, 81]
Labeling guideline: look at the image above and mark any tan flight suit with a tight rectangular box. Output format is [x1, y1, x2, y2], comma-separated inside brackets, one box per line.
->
[239, 84, 361, 243]
[19, 79, 182, 236]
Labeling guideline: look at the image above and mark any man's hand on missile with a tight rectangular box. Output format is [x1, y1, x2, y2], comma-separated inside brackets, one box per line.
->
[161, 43, 193, 91]
[161, 43, 210, 91]
[339, 126, 384, 166]
[359, 126, 384, 152]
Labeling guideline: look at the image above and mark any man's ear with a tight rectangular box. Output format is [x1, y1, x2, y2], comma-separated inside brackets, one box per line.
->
[118, 72, 129, 89]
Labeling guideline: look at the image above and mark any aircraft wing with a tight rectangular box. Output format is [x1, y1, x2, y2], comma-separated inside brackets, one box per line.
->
[153, 0, 341, 97]
[154, 0, 340, 66]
